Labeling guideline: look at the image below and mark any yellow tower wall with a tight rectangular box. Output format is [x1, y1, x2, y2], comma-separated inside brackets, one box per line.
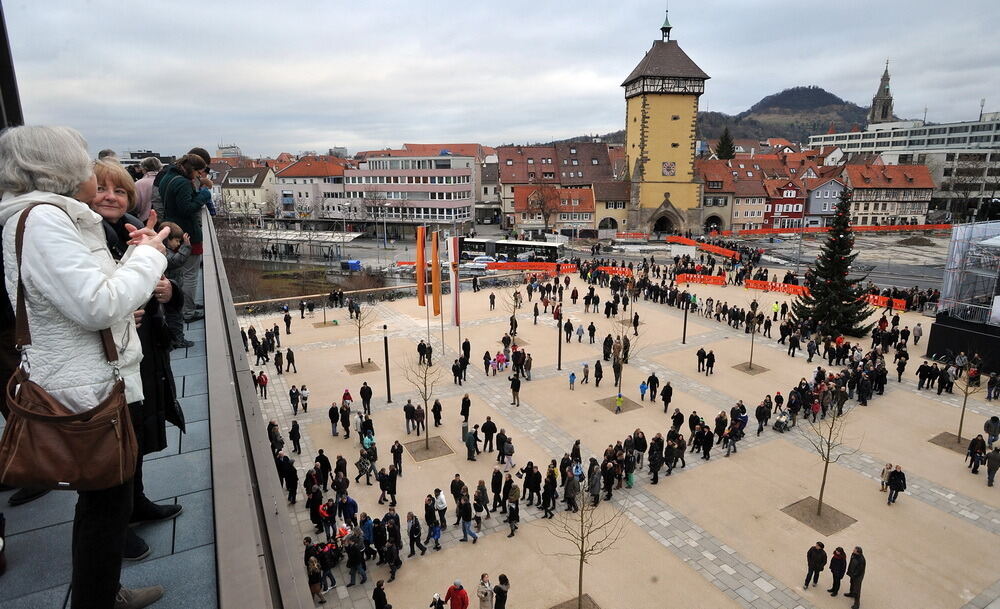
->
[624, 91, 702, 232]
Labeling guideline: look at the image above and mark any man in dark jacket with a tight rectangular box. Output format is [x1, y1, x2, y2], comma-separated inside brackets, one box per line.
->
[804, 541, 827, 589]
[969, 434, 988, 474]
[987, 448, 1000, 487]
[660, 382, 673, 413]
[509, 375, 521, 406]
[481, 417, 498, 452]
[887, 465, 906, 505]
[359, 382, 373, 415]
[845, 547, 865, 608]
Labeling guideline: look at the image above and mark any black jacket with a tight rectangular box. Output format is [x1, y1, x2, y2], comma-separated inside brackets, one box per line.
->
[807, 546, 828, 571]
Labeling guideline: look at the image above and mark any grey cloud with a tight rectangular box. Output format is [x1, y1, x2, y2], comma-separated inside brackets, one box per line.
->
[4, 0, 997, 156]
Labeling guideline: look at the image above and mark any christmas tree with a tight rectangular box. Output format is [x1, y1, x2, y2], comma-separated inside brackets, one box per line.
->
[790, 190, 874, 337]
[715, 127, 736, 160]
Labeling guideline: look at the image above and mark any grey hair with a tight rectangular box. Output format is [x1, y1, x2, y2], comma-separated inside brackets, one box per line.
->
[97, 148, 118, 160]
[0, 126, 94, 198]
[140, 156, 162, 172]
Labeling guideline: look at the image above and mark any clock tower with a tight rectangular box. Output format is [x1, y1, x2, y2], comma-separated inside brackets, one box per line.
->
[622, 11, 708, 234]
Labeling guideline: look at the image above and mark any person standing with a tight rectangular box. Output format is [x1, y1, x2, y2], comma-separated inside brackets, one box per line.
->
[359, 382, 373, 415]
[804, 541, 827, 589]
[845, 547, 865, 608]
[987, 448, 1000, 487]
[477, 574, 494, 609]
[828, 546, 847, 596]
[445, 580, 470, 609]
[660, 382, 673, 413]
[594, 360, 603, 387]
[887, 465, 906, 505]
[289, 421, 302, 454]
[372, 580, 391, 609]
[493, 574, 510, 609]
[696, 347, 707, 372]
[705, 350, 715, 375]
[258, 371, 269, 399]
[879, 463, 892, 493]
[405, 511, 426, 557]
[969, 434, 988, 474]
[508, 375, 521, 406]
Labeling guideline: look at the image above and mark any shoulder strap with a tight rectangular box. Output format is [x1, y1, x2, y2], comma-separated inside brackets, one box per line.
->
[14, 202, 118, 363]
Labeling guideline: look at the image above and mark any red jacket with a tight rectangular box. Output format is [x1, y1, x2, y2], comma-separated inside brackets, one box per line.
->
[444, 585, 469, 609]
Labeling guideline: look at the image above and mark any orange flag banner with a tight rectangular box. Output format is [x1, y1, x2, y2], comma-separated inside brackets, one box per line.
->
[430, 231, 442, 316]
[415, 226, 426, 307]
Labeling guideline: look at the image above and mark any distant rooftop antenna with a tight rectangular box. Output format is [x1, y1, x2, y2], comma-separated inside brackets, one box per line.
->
[981, 98, 987, 121]
[923, 106, 928, 122]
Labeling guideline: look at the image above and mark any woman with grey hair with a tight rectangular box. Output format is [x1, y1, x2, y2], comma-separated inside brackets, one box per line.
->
[0, 125, 170, 609]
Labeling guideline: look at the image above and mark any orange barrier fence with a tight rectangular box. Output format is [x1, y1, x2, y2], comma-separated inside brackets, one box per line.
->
[596, 266, 633, 277]
[863, 294, 907, 310]
[666, 236, 698, 245]
[744, 280, 811, 296]
[677, 273, 726, 286]
[666, 235, 739, 259]
[615, 232, 649, 240]
[723, 223, 951, 237]
[699, 243, 739, 259]
[486, 262, 578, 273]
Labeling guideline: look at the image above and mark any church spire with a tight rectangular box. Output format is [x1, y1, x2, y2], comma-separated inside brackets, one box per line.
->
[867, 61, 894, 125]
[660, 6, 672, 41]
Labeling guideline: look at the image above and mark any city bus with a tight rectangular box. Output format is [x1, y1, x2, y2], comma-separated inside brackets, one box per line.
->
[493, 239, 564, 262]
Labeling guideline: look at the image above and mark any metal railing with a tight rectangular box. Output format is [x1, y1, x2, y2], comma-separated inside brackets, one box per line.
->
[202, 211, 315, 609]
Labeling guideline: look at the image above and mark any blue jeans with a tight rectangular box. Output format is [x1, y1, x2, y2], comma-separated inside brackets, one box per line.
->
[349, 563, 367, 585]
[322, 568, 336, 589]
[462, 520, 478, 541]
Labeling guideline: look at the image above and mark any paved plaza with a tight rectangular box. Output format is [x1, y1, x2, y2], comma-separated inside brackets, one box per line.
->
[242, 276, 1000, 609]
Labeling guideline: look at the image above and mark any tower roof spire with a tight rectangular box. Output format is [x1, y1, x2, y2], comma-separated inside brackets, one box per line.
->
[660, 6, 672, 41]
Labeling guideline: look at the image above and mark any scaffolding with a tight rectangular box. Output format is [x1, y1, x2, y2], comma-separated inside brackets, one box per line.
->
[939, 220, 1000, 325]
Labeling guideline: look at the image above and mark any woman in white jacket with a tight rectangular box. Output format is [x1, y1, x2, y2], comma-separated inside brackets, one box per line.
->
[0, 126, 170, 609]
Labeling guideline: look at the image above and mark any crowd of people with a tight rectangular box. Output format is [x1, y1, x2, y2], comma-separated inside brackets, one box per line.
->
[0, 128, 215, 608]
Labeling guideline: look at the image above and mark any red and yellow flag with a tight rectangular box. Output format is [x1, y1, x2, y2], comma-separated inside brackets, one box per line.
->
[415, 226, 426, 307]
[430, 231, 442, 316]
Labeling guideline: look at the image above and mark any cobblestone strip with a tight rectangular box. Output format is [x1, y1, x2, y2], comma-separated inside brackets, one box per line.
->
[960, 577, 1000, 609]
[782, 418, 1000, 536]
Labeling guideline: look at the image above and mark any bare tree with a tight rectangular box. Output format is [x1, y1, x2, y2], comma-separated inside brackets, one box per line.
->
[215, 215, 263, 301]
[955, 362, 984, 444]
[799, 402, 857, 516]
[351, 302, 378, 368]
[527, 185, 563, 235]
[610, 273, 646, 395]
[402, 356, 444, 450]
[544, 498, 628, 609]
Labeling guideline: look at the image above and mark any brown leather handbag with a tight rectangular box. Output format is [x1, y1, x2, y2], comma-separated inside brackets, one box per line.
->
[0, 203, 138, 491]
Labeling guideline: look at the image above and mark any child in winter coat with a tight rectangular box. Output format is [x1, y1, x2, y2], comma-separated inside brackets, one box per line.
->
[159, 221, 192, 348]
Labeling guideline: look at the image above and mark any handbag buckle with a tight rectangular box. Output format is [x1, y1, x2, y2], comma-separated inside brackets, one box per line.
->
[111, 365, 122, 381]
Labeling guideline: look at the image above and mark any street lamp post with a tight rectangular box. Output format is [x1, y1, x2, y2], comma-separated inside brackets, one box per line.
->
[556, 310, 563, 371]
[682, 299, 689, 344]
[383, 324, 392, 403]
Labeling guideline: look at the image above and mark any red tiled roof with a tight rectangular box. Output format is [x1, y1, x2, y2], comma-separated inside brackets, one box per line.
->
[513, 186, 595, 213]
[844, 164, 934, 189]
[733, 180, 767, 197]
[593, 181, 630, 201]
[695, 159, 736, 192]
[497, 145, 560, 184]
[402, 143, 488, 160]
[277, 155, 349, 178]
[762, 178, 803, 198]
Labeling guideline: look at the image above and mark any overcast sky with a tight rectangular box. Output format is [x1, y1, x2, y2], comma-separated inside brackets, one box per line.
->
[5, 0, 997, 157]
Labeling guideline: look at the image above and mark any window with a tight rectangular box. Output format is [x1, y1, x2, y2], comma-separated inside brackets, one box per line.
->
[543, 172, 554, 179]
[591, 158, 599, 165]
[571, 199, 580, 206]
[528, 172, 535, 180]
[527, 158, 534, 164]
[783, 190, 795, 198]
[571, 159, 579, 166]
[671, 143, 679, 148]
[765, 204, 771, 212]
[506, 159, 513, 165]
[708, 181, 722, 189]
[794, 204, 802, 212]
[570, 148, 576, 154]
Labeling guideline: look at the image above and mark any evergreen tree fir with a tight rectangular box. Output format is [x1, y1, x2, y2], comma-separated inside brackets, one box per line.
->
[790, 190, 874, 336]
[715, 127, 736, 159]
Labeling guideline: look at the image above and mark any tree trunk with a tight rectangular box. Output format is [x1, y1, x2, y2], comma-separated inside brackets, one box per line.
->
[958, 391, 969, 444]
[358, 326, 364, 367]
[817, 458, 830, 517]
[578, 506, 585, 609]
[424, 397, 430, 451]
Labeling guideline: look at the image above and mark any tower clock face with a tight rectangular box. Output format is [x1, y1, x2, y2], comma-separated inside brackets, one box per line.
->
[661, 162, 676, 177]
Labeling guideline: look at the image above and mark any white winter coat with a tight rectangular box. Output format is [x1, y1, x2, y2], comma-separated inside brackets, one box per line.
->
[0, 191, 166, 412]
